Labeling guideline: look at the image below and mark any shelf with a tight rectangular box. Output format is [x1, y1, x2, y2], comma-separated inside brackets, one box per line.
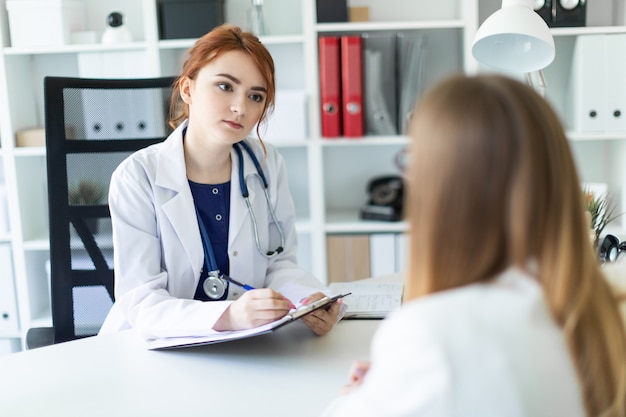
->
[22, 238, 49, 251]
[258, 34, 305, 45]
[3, 42, 149, 56]
[325, 211, 407, 234]
[157, 39, 197, 50]
[13, 147, 45, 157]
[158, 34, 304, 51]
[320, 136, 409, 147]
[316, 19, 466, 33]
[568, 132, 626, 141]
[552, 26, 626, 36]
[266, 139, 309, 148]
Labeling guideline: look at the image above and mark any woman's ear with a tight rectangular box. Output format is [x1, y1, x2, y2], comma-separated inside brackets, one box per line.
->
[180, 77, 192, 105]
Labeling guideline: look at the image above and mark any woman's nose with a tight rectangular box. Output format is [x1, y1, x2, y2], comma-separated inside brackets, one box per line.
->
[230, 95, 247, 116]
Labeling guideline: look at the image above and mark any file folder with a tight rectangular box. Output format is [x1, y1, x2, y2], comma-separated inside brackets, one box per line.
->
[78, 88, 167, 140]
[0, 244, 18, 333]
[605, 34, 626, 132]
[363, 33, 398, 135]
[397, 32, 427, 134]
[319, 36, 342, 138]
[568, 35, 607, 133]
[341, 35, 364, 137]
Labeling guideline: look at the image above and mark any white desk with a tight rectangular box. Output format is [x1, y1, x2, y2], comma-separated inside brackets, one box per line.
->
[0, 320, 380, 417]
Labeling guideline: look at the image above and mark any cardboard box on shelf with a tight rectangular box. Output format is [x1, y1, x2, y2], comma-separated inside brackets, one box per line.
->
[16, 128, 45, 147]
[6, 0, 85, 48]
[349, 7, 370, 22]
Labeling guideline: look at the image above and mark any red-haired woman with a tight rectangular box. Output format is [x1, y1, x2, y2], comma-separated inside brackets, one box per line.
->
[99, 24, 341, 339]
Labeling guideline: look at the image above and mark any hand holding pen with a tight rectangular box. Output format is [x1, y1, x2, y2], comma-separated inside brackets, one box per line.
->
[213, 275, 296, 332]
[220, 273, 295, 309]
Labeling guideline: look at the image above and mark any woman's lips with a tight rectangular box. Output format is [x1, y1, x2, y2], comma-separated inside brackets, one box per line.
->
[224, 120, 243, 129]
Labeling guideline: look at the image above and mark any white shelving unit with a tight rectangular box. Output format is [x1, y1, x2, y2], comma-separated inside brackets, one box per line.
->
[0, 0, 624, 352]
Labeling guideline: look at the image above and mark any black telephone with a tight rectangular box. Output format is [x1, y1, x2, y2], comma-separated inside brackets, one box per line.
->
[599, 234, 626, 264]
[360, 175, 404, 222]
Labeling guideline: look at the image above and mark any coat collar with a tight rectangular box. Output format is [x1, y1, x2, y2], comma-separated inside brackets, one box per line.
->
[153, 120, 261, 273]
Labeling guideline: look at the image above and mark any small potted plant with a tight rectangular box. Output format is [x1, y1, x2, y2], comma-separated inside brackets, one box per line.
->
[68, 179, 106, 234]
[584, 187, 623, 250]
[68, 179, 106, 206]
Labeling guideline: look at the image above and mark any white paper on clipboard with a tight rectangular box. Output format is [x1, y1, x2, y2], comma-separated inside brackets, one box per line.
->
[146, 293, 351, 350]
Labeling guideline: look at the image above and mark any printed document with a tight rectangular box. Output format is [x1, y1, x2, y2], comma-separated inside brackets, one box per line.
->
[329, 274, 404, 319]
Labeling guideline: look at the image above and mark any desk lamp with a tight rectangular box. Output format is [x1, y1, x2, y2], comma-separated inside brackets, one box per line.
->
[472, 0, 555, 96]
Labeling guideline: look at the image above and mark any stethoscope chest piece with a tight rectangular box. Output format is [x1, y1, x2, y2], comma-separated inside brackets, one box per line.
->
[203, 271, 227, 300]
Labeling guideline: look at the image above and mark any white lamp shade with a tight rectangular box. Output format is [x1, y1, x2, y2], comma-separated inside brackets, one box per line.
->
[472, 0, 555, 73]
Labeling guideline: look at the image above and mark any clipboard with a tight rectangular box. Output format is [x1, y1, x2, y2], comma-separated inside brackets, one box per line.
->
[146, 293, 351, 350]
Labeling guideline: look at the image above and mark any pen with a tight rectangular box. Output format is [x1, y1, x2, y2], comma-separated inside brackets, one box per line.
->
[220, 274, 256, 291]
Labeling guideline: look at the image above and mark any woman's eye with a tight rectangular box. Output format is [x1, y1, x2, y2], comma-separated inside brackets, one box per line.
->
[218, 83, 232, 92]
[250, 93, 265, 103]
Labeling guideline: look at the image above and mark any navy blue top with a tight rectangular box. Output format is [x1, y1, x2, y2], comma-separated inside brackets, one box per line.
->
[189, 180, 231, 301]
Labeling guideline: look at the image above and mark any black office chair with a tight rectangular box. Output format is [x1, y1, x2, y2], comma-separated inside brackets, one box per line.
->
[26, 76, 175, 348]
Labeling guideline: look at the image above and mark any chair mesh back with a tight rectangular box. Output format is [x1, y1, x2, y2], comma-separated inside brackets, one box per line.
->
[62, 87, 170, 140]
[45, 77, 174, 342]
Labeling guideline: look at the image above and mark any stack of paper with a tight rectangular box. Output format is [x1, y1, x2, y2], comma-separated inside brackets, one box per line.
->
[329, 274, 404, 319]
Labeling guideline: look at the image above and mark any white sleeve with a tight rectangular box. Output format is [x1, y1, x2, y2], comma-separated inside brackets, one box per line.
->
[106, 152, 230, 339]
[321, 308, 451, 417]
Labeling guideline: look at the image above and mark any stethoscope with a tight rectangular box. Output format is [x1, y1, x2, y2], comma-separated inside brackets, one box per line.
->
[195, 140, 286, 300]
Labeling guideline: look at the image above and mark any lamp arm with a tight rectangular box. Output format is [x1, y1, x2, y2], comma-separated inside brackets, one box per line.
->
[525, 70, 547, 97]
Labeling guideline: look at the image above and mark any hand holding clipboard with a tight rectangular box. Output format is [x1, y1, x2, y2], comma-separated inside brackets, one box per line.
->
[289, 293, 351, 320]
[147, 293, 351, 350]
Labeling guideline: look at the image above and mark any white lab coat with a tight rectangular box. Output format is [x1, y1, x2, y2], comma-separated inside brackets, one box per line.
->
[321, 268, 586, 417]
[99, 121, 326, 339]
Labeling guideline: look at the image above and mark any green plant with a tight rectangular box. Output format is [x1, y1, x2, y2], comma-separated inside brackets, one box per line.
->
[68, 180, 106, 206]
[584, 188, 623, 247]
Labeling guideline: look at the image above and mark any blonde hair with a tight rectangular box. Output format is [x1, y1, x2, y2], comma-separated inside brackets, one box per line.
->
[405, 73, 626, 417]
